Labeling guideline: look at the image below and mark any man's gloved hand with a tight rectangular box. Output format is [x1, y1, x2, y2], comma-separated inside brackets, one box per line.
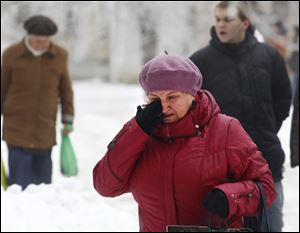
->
[203, 189, 229, 219]
[135, 100, 163, 135]
[62, 123, 73, 135]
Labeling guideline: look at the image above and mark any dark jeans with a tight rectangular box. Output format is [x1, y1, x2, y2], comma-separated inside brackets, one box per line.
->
[8, 146, 52, 190]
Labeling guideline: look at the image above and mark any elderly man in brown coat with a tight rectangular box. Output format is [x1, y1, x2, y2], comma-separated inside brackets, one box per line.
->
[1, 15, 74, 190]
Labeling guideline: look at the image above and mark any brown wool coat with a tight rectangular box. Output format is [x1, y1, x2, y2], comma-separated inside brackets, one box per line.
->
[1, 40, 74, 149]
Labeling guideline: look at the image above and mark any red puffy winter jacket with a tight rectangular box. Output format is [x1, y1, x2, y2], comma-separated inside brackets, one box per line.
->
[93, 90, 276, 232]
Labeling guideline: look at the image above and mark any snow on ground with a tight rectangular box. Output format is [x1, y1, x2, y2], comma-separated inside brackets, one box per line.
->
[1, 80, 299, 232]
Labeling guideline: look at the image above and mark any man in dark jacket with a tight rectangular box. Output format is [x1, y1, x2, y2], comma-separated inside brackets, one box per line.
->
[1, 15, 74, 190]
[190, 2, 292, 232]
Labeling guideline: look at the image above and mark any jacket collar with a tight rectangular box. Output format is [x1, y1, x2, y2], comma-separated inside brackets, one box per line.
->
[16, 38, 57, 58]
[209, 26, 258, 57]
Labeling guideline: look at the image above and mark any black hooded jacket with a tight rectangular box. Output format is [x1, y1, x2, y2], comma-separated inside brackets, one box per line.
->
[190, 26, 292, 181]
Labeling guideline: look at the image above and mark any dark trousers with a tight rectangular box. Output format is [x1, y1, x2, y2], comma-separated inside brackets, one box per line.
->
[8, 146, 52, 190]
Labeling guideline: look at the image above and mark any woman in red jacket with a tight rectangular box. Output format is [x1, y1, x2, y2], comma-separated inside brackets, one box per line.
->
[93, 54, 276, 232]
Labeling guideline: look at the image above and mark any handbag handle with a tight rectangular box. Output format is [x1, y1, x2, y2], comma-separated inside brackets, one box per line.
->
[256, 182, 270, 232]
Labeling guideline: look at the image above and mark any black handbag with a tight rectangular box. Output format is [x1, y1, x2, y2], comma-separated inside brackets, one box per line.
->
[166, 213, 253, 232]
[166, 183, 269, 232]
[166, 225, 253, 232]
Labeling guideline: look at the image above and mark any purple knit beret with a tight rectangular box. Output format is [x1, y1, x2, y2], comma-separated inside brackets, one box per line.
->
[139, 54, 202, 95]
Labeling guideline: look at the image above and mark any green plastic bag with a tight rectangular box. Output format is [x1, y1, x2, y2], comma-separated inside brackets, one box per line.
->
[1, 153, 8, 190]
[60, 132, 78, 177]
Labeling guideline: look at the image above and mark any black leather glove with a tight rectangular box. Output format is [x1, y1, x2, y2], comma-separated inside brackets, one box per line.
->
[135, 100, 163, 135]
[203, 189, 229, 219]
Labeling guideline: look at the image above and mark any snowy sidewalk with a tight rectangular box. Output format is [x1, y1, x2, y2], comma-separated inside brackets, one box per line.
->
[1, 80, 298, 232]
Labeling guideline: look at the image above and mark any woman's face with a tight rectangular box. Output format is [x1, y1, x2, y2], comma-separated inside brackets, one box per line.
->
[147, 90, 194, 123]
